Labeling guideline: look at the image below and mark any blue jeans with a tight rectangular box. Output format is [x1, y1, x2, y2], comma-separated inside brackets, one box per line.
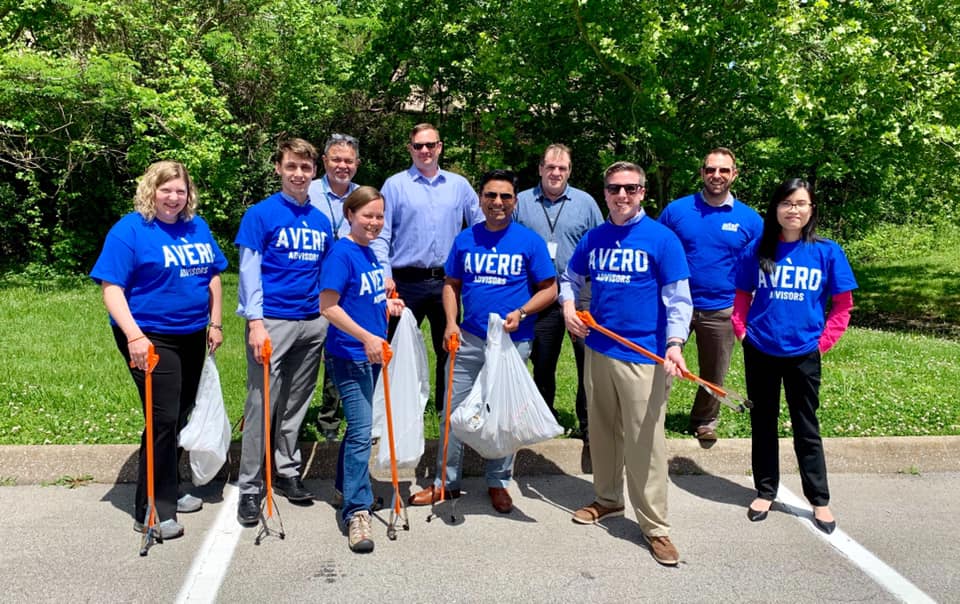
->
[330, 356, 380, 521]
[435, 331, 532, 490]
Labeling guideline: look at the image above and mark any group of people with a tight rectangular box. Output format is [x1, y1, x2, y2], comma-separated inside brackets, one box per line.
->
[91, 124, 856, 563]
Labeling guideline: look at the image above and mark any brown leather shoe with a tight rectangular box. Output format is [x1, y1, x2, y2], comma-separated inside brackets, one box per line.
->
[407, 485, 460, 506]
[488, 487, 513, 513]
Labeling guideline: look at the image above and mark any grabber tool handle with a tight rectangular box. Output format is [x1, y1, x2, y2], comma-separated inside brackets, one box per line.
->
[438, 332, 459, 503]
[380, 341, 403, 516]
[575, 310, 750, 411]
[262, 337, 274, 518]
[131, 344, 160, 553]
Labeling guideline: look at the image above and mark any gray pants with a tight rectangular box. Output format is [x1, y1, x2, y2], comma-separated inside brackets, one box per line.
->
[434, 330, 532, 490]
[239, 317, 327, 495]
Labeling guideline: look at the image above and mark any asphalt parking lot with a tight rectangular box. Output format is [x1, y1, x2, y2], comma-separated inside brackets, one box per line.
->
[0, 437, 957, 603]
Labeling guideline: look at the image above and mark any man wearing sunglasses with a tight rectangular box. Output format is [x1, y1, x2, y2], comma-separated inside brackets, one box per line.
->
[514, 144, 602, 445]
[408, 169, 556, 513]
[373, 123, 483, 412]
[562, 161, 691, 566]
[658, 148, 762, 445]
[308, 133, 362, 442]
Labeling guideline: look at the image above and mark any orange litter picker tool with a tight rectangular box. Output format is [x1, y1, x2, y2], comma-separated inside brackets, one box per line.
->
[576, 310, 753, 412]
[133, 345, 161, 556]
[255, 337, 285, 545]
[427, 332, 459, 524]
[380, 341, 410, 540]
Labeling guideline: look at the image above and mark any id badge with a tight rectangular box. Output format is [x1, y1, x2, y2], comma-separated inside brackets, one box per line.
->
[547, 240, 558, 260]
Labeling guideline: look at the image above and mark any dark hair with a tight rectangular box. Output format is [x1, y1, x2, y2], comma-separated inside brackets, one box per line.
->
[703, 147, 737, 169]
[274, 138, 318, 163]
[478, 169, 518, 194]
[758, 178, 818, 274]
[342, 185, 383, 220]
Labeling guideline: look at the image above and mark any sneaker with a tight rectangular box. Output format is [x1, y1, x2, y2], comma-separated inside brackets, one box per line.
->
[322, 428, 340, 441]
[643, 533, 680, 566]
[177, 494, 203, 513]
[133, 518, 184, 540]
[572, 501, 625, 524]
[237, 493, 261, 526]
[347, 511, 374, 553]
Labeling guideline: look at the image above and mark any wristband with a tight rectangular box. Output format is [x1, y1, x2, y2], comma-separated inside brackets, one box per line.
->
[209, 323, 223, 330]
[128, 335, 146, 344]
[665, 340, 684, 351]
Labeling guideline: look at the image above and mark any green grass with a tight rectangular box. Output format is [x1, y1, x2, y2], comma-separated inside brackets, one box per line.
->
[2, 222, 959, 444]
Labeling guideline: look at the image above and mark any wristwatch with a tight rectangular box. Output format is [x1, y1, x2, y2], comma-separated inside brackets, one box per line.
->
[665, 340, 684, 350]
[517, 308, 528, 321]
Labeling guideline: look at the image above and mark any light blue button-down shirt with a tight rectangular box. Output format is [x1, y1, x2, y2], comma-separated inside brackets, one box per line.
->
[372, 165, 483, 279]
[308, 174, 358, 240]
[514, 183, 603, 276]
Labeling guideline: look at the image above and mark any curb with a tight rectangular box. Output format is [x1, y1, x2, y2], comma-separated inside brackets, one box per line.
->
[1, 436, 957, 485]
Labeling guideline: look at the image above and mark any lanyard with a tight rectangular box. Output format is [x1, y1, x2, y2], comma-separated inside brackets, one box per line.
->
[540, 195, 568, 239]
[320, 179, 345, 239]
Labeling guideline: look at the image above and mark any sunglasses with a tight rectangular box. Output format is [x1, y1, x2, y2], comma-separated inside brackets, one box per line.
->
[703, 166, 733, 175]
[604, 183, 644, 194]
[482, 191, 515, 201]
[411, 141, 440, 151]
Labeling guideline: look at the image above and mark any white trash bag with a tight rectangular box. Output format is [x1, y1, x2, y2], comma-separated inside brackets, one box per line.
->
[179, 354, 231, 486]
[372, 307, 430, 469]
[451, 313, 563, 459]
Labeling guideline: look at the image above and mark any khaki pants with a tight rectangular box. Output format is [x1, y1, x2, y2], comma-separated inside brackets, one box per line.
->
[586, 348, 670, 537]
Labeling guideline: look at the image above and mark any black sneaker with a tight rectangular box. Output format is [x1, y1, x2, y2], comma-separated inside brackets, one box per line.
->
[237, 493, 260, 526]
[273, 475, 313, 502]
[322, 428, 339, 441]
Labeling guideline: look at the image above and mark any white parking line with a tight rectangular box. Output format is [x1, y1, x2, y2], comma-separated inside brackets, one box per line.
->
[776, 485, 936, 604]
[175, 483, 242, 604]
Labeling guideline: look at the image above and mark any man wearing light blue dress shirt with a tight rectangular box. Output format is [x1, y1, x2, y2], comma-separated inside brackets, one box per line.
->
[372, 123, 483, 410]
[515, 143, 602, 443]
[308, 133, 361, 441]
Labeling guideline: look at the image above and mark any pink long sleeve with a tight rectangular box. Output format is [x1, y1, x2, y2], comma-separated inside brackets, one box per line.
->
[818, 291, 854, 354]
[731, 289, 752, 340]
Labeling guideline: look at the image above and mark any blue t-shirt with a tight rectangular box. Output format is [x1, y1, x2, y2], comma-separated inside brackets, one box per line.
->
[733, 237, 858, 357]
[567, 217, 690, 364]
[320, 239, 388, 361]
[658, 193, 762, 310]
[444, 222, 556, 342]
[90, 213, 228, 334]
[234, 192, 333, 319]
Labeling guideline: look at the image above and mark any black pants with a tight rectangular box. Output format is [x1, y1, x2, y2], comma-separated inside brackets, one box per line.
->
[389, 276, 448, 411]
[315, 354, 343, 432]
[113, 326, 206, 523]
[531, 301, 587, 430]
[743, 340, 829, 506]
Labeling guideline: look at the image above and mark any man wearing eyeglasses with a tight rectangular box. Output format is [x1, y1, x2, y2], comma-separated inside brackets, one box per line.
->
[514, 144, 602, 444]
[407, 169, 556, 513]
[562, 161, 691, 566]
[658, 148, 762, 445]
[308, 133, 362, 442]
[373, 123, 483, 411]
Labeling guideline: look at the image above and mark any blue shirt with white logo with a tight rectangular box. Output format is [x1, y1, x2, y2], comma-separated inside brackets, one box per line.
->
[444, 222, 556, 342]
[320, 238, 388, 361]
[734, 237, 858, 357]
[659, 192, 762, 310]
[235, 192, 333, 319]
[91, 213, 228, 333]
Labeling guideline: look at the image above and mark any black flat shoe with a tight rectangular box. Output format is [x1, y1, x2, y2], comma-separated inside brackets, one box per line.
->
[814, 517, 836, 534]
[747, 507, 769, 522]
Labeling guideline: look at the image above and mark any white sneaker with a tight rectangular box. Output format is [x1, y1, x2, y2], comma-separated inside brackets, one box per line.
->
[347, 511, 374, 553]
[177, 494, 203, 513]
[133, 519, 184, 539]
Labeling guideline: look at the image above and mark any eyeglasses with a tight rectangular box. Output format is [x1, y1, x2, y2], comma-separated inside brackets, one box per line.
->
[327, 133, 357, 145]
[703, 166, 733, 175]
[482, 191, 515, 201]
[778, 200, 813, 210]
[604, 183, 644, 195]
[411, 141, 441, 151]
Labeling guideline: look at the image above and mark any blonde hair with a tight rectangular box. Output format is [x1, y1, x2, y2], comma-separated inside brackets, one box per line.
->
[134, 161, 198, 222]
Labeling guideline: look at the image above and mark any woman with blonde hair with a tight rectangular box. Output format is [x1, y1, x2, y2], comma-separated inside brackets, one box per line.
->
[91, 161, 228, 539]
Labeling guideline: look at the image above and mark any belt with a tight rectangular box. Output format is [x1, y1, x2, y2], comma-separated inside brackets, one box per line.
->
[392, 266, 445, 280]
